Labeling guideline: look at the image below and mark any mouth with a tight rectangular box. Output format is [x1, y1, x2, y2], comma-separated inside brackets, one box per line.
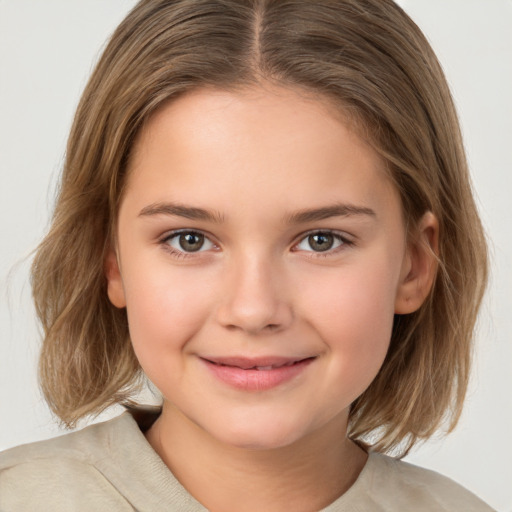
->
[201, 356, 316, 370]
[200, 356, 316, 391]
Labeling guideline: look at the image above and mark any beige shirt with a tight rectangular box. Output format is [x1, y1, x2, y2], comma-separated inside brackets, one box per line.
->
[0, 409, 495, 511]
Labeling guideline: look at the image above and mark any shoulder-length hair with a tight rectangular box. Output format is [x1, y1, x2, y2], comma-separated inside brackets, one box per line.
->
[32, 0, 487, 456]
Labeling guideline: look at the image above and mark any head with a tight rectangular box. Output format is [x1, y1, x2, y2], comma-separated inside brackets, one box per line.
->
[32, 0, 487, 455]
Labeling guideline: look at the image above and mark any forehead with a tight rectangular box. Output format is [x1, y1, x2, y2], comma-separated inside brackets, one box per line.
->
[132, 85, 356, 164]
[123, 85, 400, 225]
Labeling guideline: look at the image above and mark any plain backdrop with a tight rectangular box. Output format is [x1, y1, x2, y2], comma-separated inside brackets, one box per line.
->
[1, 1, 511, 510]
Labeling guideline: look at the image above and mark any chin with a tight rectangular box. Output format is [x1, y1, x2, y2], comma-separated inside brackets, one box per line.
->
[208, 418, 309, 451]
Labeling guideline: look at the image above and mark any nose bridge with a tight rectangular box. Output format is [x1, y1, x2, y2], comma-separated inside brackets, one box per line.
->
[217, 248, 293, 334]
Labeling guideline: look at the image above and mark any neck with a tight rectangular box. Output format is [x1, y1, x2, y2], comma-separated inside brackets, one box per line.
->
[145, 403, 367, 512]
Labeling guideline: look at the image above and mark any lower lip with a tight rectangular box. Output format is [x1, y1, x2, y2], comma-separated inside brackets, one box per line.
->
[202, 358, 314, 391]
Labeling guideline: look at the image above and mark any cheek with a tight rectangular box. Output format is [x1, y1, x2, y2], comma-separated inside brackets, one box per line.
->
[299, 257, 398, 385]
[121, 262, 214, 367]
[303, 259, 397, 334]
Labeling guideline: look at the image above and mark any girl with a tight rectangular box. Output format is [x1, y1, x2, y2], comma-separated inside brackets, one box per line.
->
[0, 0, 496, 510]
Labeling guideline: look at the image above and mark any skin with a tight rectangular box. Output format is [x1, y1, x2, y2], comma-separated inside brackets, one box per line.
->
[106, 84, 438, 512]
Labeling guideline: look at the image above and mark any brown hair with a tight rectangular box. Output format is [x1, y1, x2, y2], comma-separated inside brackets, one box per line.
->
[31, 0, 488, 455]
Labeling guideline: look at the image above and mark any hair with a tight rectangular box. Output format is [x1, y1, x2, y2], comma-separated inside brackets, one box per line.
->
[31, 0, 487, 456]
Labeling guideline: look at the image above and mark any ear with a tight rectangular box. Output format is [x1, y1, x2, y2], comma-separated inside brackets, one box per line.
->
[104, 248, 127, 308]
[395, 212, 439, 314]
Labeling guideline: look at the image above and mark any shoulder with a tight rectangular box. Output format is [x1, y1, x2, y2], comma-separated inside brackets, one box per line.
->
[1, 407, 206, 512]
[358, 452, 496, 512]
[0, 413, 138, 511]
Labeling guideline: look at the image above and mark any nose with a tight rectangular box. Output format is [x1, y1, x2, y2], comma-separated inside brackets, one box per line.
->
[216, 254, 293, 335]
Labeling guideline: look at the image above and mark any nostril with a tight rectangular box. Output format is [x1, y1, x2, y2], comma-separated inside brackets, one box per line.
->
[216, 294, 294, 334]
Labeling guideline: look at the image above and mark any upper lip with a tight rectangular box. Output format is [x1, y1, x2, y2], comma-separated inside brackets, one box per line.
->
[201, 355, 315, 370]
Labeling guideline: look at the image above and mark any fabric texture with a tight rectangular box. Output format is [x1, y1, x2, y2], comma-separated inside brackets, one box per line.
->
[0, 409, 495, 512]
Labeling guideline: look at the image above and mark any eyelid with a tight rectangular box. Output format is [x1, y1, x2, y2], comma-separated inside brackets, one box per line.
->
[159, 228, 218, 258]
[292, 229, 354, 255]
[158, 228, 354, 260]
[160, 228, 217, 243]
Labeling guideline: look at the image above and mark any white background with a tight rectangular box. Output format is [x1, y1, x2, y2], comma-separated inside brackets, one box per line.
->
[0, 1, 511, 510]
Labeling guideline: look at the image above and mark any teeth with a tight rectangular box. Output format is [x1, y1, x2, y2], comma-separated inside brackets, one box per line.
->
[210, 360, 306, 370]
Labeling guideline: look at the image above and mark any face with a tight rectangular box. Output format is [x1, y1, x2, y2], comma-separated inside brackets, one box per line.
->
[107, 85, 418, 450]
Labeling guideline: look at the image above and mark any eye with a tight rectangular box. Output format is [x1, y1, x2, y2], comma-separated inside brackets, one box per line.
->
[162, 230, 215, 253]
[295, 231, 349, 253]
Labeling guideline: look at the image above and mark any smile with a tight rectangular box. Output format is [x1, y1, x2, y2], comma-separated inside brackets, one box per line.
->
[200, 356, 316, 391]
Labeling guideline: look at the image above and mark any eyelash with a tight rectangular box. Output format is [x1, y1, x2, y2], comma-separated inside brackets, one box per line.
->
[159, 230, 215, 260]
[158, 229, 354, 260]
[293, 230, 354, 258]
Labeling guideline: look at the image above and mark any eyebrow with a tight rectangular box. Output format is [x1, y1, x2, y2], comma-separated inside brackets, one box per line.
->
[138, 202, 225, 223]
[138, 201, 376, 224]
[285, 203, 376, 224]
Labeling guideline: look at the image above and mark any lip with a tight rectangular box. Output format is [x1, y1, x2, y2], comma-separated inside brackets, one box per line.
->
[200, 355, 316, 391]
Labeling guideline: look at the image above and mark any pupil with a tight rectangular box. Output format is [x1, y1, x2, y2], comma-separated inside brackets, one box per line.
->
[309, 233, 333, 252]
[179, 233, 204, 252]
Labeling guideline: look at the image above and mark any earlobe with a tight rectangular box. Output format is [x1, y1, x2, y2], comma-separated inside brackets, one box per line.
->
[105, 248, 127, 308]
[395, 212, 439, 314]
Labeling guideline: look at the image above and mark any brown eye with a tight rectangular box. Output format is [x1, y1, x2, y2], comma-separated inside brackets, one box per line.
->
[163, 231, 214, 254]
[295, 231, 347, 254]
[178, 232, 205, 252]
[308, 233, 334, 252]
